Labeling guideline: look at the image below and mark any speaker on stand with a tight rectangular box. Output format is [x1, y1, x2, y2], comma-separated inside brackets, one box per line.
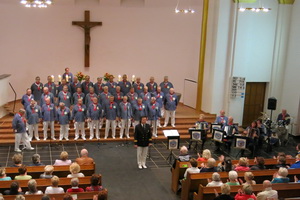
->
[267, 97, 277, 121]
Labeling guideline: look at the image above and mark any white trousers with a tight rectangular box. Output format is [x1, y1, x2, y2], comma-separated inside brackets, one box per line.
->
[90, 120, 100, 139]
[43, 121, 55, 139]
[105, 120, 116, 138]
[75, 122, 85, 139]
[151, 120, 158, 137]
[120, 119, 130, 138]
[15, 132, 32, 151]
[137, 146, 148, 166]
[133, 121, 139, 131]
[164, 110, 176, 126]
[28, 124, 39, 140]
[60, 124, 69, 140]
[161, 107, 165, 118]
[99, 118, 103, 129]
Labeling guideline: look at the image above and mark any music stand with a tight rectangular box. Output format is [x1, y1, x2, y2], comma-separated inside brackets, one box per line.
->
[163, 130, 180, 164]
[234, 136, 248, 157]
[210, 123, 222, 133]
[212, 129, 225, 143]
[188, 129, 204, 152]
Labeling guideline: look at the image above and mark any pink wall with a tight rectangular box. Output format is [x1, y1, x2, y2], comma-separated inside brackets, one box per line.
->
[0, 1, 202, 101]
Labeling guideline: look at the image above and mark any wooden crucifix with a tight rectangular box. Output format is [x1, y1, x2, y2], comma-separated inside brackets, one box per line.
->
[72, 10, 102, 68]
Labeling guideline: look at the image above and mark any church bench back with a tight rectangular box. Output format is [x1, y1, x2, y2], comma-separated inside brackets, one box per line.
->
[171, 158, 295, 193]
[193, 183, 300, 200]
[181, 168, 300, 200]
[0, 176, 96, 194]
[3, 191, 100, 200]
[5, 163, 95, 179]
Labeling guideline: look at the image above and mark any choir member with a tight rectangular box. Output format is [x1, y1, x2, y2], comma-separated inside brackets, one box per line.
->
[93, 77, 105, 95]
[114, 86, 124, 128]
[40, 87, 55, 106]
[153, 86, 165, 127]
[73, 87, 85, 105]
[133, 77, 144, 95]
[106, 75, 118, 95]
[103, 96, 118, 139]
[30, 76, 43, 104]
[147, 97, 161, 137]
[132, 98, 148, 129]
[41, 98, 56, 140]
[139, 86, 151, 105]
[126, 87, 138, 106]
[85, 87, 98, 107]
[87, 97, 102, 140]
[118, 96, 132, 139]
[26, 100, 41, 141]
[72, 99, 87, 140]
[163, 88, 178, 127]
[56, 102, 71, 141]
[57, 85, 72, 108]
[62, 67, 74, 83]
[57, 79, 71, 97]
[159, 76, 173, 95]
[44, 75, 57, 96]
[81, 75, 93, 95]
[118, 74, 131, 95]
[70, 76, 81, 95]
[21, 88, 34, 109]
[146, 76, 158, 94]
[215, 110, 228, 126]
[99, 86, 111, 107]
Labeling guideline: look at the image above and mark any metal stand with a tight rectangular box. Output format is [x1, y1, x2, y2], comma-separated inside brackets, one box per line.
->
[166, 150, 174, 164]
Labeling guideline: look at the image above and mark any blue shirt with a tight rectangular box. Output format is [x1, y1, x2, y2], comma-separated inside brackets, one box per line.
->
[103, 102, 118, 120]
[133, 82, 144, 95]
[113, 92, 124, 106]
[21, 94, 34, 109]
[147, 102, 161, 120]
[215, 116, 229, 126]
[56, 107, 71, 125]
[271, 177, 290, 183]
[31, 82, 43, 102]
[118, 102, 132, 119]
[44, 82, 57, 96]
[12, 113, 26, 133]
[70, 82, 82, 95]
[132, 103, 148, 121]
[290, 161, 300, 169]
[106, 81, 118, 95]
[72, 104, 87, 122]
[26, 105, 41, 124]
[139, 92, 151, 105]
[87, 103, 103, 120]
[99, 92, 111, 107]
[146, 82, 158, 93]
[56, 84, 71, 97]
[73, 92, 85, 105]
[62, 72, 74, 83]
[118, 81, 131, 95]
[57, 91, 72, 108]
[153, 92, 165, 108]
[81, 81, 94, 95]
[93, 83, 106, 95]
[41, 104, 56, 121]
[164, 93, 178, 111]
[159, 81, 174, 95]
[40, 92, 55, 106]
[85, 93, 98, 107]
[126, 92, 138, 105]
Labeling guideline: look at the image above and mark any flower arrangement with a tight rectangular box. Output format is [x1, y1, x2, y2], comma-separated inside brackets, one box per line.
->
[103, 73, 114, 82]
[76, 72, 86, 82]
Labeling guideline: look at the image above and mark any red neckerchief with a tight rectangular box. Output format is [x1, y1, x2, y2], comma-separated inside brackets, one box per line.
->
[47, 82, 52, 91]
[104, 92, 108, 99]
[85, 81, 90, 89]
[93, 103, 97, 111]
[78, 104, 82, 112]
[61, 108, 65, 116]
[151, 102, 156, 109]
[137, 82, 141, 90]
[31, 106, 35, 113]
[117, 92, 121, 100]
[150, 83, 154, 90]
[164, 82, 168, 88]
[138, 103, 142, 111]
[109, 102, 113, 109]
[77, 92, 81, 99]
[46, 103, 51, 111]
[35, 82, 41, 90]
[44, 93, 49, 101]
[89, 93, 94, 99]
[27, 94, 32, 102]
[18, 113, 26, 123]
[63, 91, 68, 100]
[169, 93, 173, 101]
[98, 83, 102, 91]
[156, 92, 160, 98]
[144, 92, 148, 100]
[123, 102, 127, 110]
[123, 81, 127, 86]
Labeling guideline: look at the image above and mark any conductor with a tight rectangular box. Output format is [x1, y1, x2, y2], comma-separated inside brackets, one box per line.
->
[134, 116, 152, 169]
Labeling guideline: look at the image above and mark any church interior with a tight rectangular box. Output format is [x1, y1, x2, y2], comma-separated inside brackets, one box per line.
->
[1, 0, 300, 199]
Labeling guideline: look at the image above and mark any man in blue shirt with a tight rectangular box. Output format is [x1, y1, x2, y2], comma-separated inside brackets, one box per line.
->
[26, 100, 41, 141]
[56, 102, 71, 141]
[87, 97, 103, 140]
[41, 97, 56, 140]
[118, 74, 131, 96]
[118, 96, 132, 139]
[72, 98, 87, 140]
[163, 88, 178, 127]
[12, 109, 34, 152]
[21, 88, 34, 109]
[159, 76, 174, 95]
[147, 97, 161, 137]
[103, 96, 118, 139]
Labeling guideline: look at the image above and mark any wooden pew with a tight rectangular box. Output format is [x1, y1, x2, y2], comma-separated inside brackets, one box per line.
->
[193, 183, 300, 200]
[181, 168, 300, 200]
[5, 163, 96, 179]
[0, 176, 97, 194]
[171, 158, 295, 193]
[3, 191, 101, 200]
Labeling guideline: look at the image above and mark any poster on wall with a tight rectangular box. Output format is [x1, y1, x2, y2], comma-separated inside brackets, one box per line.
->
[231, 77, 246, 98]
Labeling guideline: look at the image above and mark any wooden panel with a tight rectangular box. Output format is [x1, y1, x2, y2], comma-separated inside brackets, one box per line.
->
[242, 82, 266, 127]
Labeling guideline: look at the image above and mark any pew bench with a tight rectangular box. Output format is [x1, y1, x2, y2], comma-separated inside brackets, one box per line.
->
[3, 191, 101, 200]
[0, 176, 98, 194]
[171, 158, 295, 193]
[193, 183, 300, 200]
[181, 168, 300, 200]
[5, 163, 96, 179]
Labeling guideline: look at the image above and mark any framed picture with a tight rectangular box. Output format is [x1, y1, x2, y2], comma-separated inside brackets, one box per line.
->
[167, 136, 180, 150]
[234, 136, 248, 149]
[189, 129, 204, 141]
[212, 129, 225, 143]
[210, 123, 222, 133]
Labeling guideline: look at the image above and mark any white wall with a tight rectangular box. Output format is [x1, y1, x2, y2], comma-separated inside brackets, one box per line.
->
[0, 75, 10, 117]
[0, 0, 202, 101]
[281, 0, 300, 135]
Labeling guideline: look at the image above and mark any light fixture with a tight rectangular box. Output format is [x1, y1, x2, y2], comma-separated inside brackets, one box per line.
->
[20, 0, 53, 8]
[238, 0, 271, 13]
[174, 0, 195, 14]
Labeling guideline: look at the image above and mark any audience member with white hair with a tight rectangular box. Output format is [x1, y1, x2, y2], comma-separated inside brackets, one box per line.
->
[67, 163, 85, 178]
[25, 179, 43, 195]
[271, 167, 290, 183]
[226, 171, 240, 186]
[45, 176, 64, 194]
[66, 178, 84, 193]
[200, 158, 217, 173]
[213, 184, 234, 200]
[178, 146, 190, 162]
[207, 172, 223, 187]
[256, 180, 278, 200]
[76, 149, 94, 165]
[40, 165, 54, 179]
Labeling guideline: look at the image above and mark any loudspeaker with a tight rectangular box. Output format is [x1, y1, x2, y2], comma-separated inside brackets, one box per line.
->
[267, 97, 277, 110]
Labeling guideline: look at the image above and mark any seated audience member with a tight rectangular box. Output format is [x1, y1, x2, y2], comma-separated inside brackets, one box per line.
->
[15, 165, 32, 180]
[240, 172, 256, 185]
[226, 171, 240, 186]
[0, 194, 3, 200]
[290, 154, 300, 169]
[250, 157, 266, 170]
[67, 162, 85, 178]
[25, 179, 43, 195]
[207, 172, 224, 187]
[214, 184, 234, 200]
[53, 151, 72, 166]
[15, 195, 25, 200]
[296, 143, 300, 155]
[0, 167, 12, 180]
[41, 195, 51, 200]
[184, 158, 200, 179]
[29, 154, 45, 166]
[273, 155, 290, 169]
[256, 180, 278, 200]
[11, 153, 23, 167]
[40, 165, 54, 179]
[93, 189, 108, 200]
[217, 155, 232, 172]
[63, 194, 75, 200]
[271, 167, 290, 183]
[3, 181, 24, 195]
[178, 146, 190, 161]
[234, 184, 256, 200]
[200, 158, 217, 173]
[234, 157, 250, 172]
[45, 176, 65, 194]
[197, 149, 211, 162]
[66, 178, 84, 193]
[75, 149, 94, 165]
[294, 175, 300, 183]
[86, 174, 103, 191]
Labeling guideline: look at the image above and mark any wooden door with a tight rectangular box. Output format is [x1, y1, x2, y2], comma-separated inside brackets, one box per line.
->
[242, 82, 266, 127]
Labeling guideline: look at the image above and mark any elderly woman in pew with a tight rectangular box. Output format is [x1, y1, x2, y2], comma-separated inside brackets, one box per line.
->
[207, 172, 223, 187]
[226, 171, 240, 186]
[213, 184, 234, 200]
[66, 178, 85, 193]
[171, 145, 190, 169]
[234, 157, 250, 172]
[271, 167, 290, 183]
[45, 176, 65, 194]
[250, 157, 266, 170]
[0, 167, 12, 181]
[29, 154, 45, 166]
[25, 179, 43, 195]
[234, 184, 257, 200]
[53, 151, 72, 166]
[40, 165, 54, 179]
[200, 158, 218, 172]
[239, 172, 256, 185]
[197, 149, 211, 162]
[15, 165, 32, 180]
[67, 162, 85, 178]
[11, 153, 23, 167]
